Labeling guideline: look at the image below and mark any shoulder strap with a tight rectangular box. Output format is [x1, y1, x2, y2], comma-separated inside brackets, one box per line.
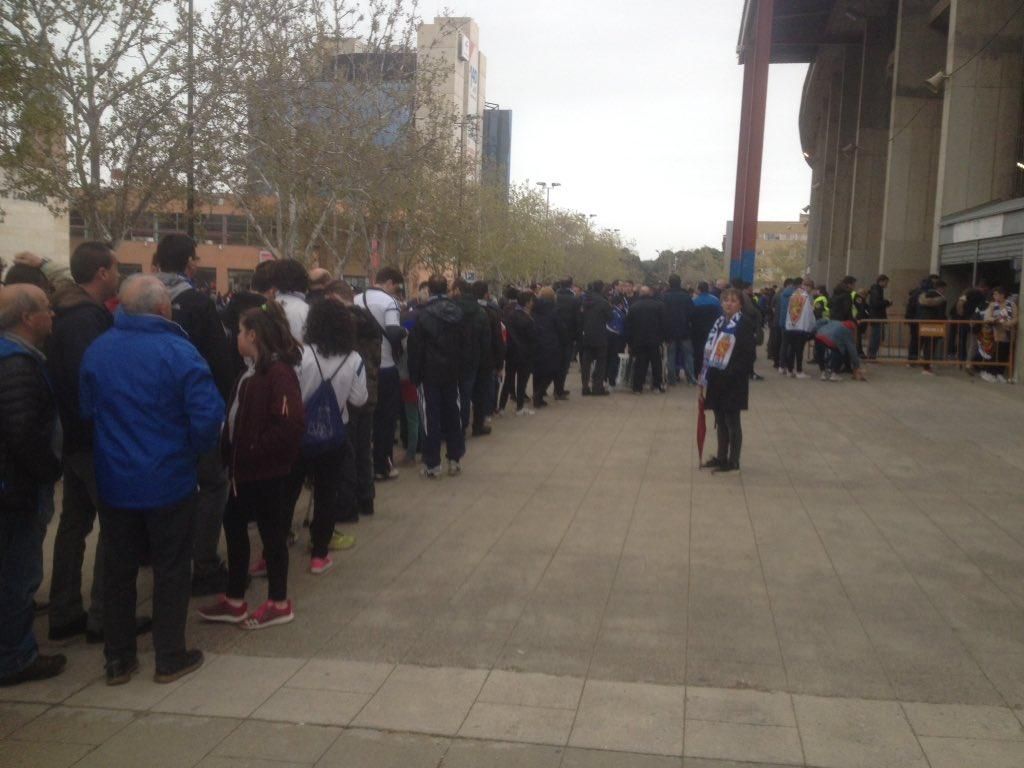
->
[327, 354, 350, 382]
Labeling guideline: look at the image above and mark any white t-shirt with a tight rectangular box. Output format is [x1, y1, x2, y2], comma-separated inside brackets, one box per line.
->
[296, 346, 368, 424]
[358, 288, 401, 369]
[278, 292, 309, 344]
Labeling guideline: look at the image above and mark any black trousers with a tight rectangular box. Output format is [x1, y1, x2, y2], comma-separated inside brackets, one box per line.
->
[348, 405, 375, 513]
[472, 369, 495, 431]
[782, 330, 809, 372]
[579, 344, 607, 392]
[500, 361, 531, 410]
[606, 333, 625, 386]
[713, 409, 742, 468]
[288, 444, 357, 559]
[533, 367, 555, 404]
[554, 344, 573, 395]
[631, 344, 663, 391]
[99, 494, 196, 668]
[224, 477, 290, 602]
[373, 367, 400, 475]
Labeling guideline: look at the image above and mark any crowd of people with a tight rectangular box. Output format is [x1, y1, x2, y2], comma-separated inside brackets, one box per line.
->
[0, 238, 1019, 690]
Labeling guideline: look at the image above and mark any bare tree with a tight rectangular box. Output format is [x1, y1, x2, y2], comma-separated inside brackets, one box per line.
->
[0, 0, 196, 244]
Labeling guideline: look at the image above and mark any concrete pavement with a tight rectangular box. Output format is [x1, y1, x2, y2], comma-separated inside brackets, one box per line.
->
[2, 365, 1024, 766]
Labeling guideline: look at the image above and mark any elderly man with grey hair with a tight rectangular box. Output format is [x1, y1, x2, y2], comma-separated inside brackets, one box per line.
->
[80, 275, 224, 686]
[0, 284, 66, 687]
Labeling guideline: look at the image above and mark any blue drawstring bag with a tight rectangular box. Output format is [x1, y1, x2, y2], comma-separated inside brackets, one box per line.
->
[302, 350, 348, 457]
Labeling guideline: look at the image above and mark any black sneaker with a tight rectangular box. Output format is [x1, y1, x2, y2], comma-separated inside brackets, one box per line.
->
[581, 388, 592, 396]
[359, 498, 375, 517]
[471, 425, 492, 436]
[48, 613, 88, 642]
[105, 656, 139, 686]
[0, 654, 66, 687]
[191, 566, 229, 597]
[154, 649, 204, 684]
[554, 392, 570, 401]
[591, 389, 610, 396]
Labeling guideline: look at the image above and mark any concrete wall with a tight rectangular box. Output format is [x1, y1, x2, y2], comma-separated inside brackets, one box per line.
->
[827, 45, 863, 287]
[932, 0, 1024, 261]
[0, 182, 70, 270]
[878, 0, 948, 302]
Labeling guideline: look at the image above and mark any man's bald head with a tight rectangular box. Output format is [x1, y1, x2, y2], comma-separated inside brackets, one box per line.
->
[0, 283, 52, 346]
[120, 275, 172, 319]
[309, 268, 332, 290]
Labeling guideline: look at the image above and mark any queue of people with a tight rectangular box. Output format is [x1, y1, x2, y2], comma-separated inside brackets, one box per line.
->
[1, 239, 1020, 692]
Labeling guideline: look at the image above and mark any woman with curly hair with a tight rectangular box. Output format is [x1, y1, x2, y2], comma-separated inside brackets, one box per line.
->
[292, 299, 367, 572]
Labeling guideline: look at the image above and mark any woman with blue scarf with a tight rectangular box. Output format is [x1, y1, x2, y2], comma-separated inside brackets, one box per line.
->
[699, 288, 756, 473]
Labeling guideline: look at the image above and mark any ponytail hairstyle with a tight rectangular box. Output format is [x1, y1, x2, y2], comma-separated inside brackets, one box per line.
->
[240, 301, 302, 372]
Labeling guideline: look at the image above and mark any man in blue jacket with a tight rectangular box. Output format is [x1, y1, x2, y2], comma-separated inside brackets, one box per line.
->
[80, 275, 224, 686]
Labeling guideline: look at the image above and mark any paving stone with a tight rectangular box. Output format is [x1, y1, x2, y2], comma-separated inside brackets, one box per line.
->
[251, 687, 369, 726]
[683, 720, 803, 765]
[10, 705, 135, 744]
[439, 738, 564, 767]
[686, 687, 795, 727]
[478, 670, 583, 710]
[153, 654, 304, 718]
[793, 694, 928, 768]
[73, 713, 240, 768]
[198, 757, 315, 768]
[0, 740, 91, 768]
[352, 664, 487, 735]
[570, 679, 685, 756]
[314, 727, 449, 767]
[902, 702, 1024, 740]
[562, 747, 682, 767]
[284, 659, 393, 694]
[213, 720, 340, 763]
[0, 702, 47, 738]
[459, 701, 575, 745]
[0, 645, 103, 704]
[918, 736, 1024, 768]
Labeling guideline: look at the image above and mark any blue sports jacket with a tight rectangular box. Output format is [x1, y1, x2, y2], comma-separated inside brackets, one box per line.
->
[79, 309, 225, 509]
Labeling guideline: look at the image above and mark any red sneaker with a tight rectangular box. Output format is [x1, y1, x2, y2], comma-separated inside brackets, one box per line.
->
[197, 597, 247, 624]
[241, 600, 294, 630]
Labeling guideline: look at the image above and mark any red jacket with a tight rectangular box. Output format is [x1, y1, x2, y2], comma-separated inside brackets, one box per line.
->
[222, 360, 305, 486]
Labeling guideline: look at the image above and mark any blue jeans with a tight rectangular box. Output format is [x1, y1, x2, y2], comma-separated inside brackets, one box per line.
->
[0, 505, 47, 677]
[666, 338, 695, 384]
[420, 382, 465, 469]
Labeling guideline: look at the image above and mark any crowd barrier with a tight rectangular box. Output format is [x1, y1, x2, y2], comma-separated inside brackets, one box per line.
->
[842, 318, 1016, 377]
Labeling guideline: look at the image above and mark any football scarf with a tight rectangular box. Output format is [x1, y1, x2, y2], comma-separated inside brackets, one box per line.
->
[699, 312, 742, 386]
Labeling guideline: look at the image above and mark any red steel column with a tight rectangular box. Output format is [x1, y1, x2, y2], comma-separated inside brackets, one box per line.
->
[730, 0, 774, 284]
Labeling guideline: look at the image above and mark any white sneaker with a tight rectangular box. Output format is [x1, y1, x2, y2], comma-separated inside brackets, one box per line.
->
[820, 372, 830, 381]
[980, 372, 996, 383]
[996, 374, 1008, 384]
[515, 408, 536, 417]
[447, 459, 462, 476]
[420, 465, 442, 479]
[795, 372, 810, 379]
[829, 374, 844, 382]
[777, 367, 787, 375]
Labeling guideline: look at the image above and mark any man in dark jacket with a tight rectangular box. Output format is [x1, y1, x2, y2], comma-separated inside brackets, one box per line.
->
[47, 242, 153, 645]
[81, 275, 223, 685]
[152, 234, 232, 596]
[626, 286, 667, 393]
[579, 281, 612, 396]
[531, 288, 566, 407]
[452, 279, 489, 432]
[470, 281, 505, 436]
[690, 282, 723, 376]
[830, 276, 857, 323]
[0, 284, 67, 687]
[662, 274, 695, 385]
[866, 274, 891, 359]
[553, 279, 579, 398]
[408, 276, 465, 477]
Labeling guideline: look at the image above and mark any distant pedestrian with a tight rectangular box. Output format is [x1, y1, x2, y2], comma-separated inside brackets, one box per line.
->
[663, 274, 696, 385]
[625, 285, 667, 393]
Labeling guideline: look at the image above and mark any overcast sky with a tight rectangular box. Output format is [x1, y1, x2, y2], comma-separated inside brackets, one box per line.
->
[433, 0, 811, 260]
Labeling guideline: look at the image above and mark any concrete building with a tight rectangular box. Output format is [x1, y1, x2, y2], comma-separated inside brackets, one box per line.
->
[736, 0, 1023, 370]
[0, 171, 70, 269]
[417, 17, 487, 171]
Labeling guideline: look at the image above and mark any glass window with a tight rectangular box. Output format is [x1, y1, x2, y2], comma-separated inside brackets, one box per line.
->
[117, 263, 143, 277]
[225, 215, 250, 245]
[228, 269, 254, 292]
[344, 274, 369, 290]
[156, 213, 180, 236]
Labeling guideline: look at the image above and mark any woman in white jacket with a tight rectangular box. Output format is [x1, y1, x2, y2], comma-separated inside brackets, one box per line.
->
[295, 299, 368, 574]
[783, 279, 817, 378]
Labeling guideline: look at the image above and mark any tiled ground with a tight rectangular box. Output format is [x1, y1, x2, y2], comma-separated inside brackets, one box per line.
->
[2, 365, 1024, 766]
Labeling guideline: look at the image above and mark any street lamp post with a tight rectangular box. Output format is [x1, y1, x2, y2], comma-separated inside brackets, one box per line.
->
[186, 0, 196, 240]
[536, 181, 561, 213]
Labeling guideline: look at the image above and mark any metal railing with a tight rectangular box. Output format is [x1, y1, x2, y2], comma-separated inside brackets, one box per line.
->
[847, 319, 1016, 377]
